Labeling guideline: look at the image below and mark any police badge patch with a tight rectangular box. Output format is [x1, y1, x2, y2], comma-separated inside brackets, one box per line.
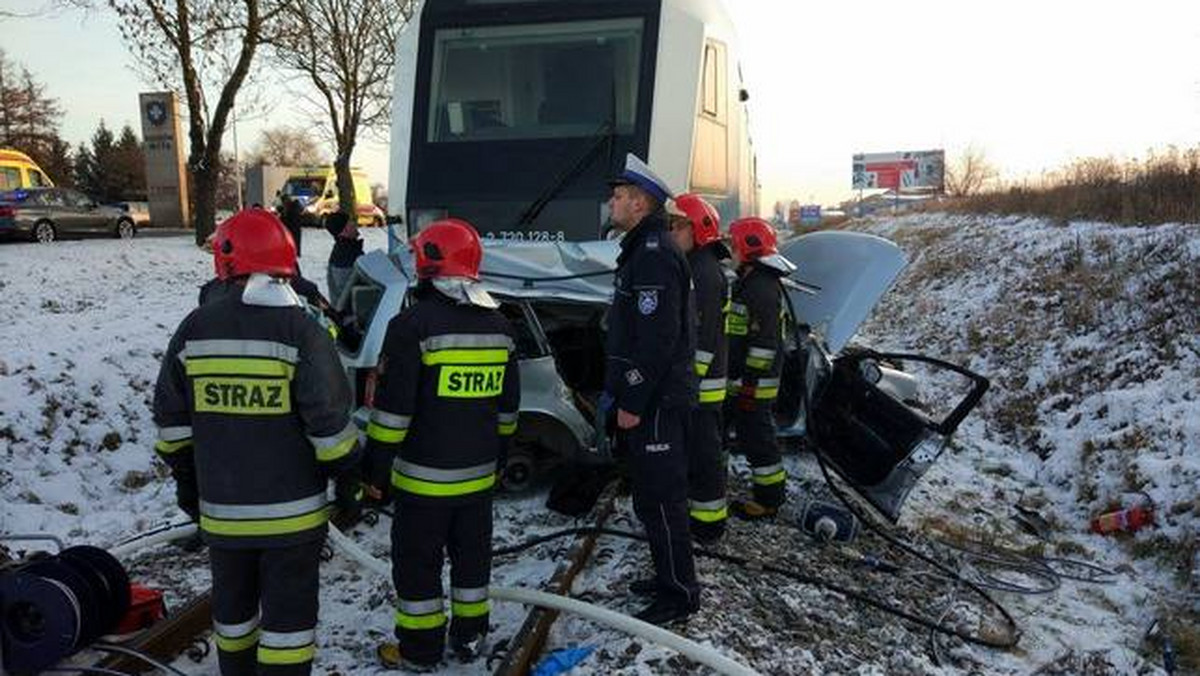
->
[637, 290, 658, 315]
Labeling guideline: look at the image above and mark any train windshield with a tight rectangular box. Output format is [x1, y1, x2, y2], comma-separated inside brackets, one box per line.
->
[427, 18, 643, 143]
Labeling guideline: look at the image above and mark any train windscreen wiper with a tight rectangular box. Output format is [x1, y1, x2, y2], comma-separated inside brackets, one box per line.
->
[513, 79, 618, 230]
[512, 118, 615, 230]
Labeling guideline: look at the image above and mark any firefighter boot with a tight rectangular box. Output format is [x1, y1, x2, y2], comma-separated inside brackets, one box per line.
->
[450, 632, 487, 663]
[377, 642, 439, 673]
[731, 499, 778, 521]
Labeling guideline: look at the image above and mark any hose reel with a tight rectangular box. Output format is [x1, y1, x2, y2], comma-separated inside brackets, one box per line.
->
[0, 545, 131, 674]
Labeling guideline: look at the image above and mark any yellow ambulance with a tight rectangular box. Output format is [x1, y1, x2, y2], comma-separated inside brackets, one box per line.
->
[0, 149, 55, 191]
[279, 166, 384, 227]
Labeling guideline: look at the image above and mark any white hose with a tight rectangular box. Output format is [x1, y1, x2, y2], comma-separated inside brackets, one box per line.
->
[327, 525, 761, 676]
[109, 523, 198, 560]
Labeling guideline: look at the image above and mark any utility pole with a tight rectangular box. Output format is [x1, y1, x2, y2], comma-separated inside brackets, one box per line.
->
[231, 107, 244, 211]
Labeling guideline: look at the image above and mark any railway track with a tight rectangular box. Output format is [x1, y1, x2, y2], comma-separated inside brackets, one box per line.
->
[89, 491, 623, 675]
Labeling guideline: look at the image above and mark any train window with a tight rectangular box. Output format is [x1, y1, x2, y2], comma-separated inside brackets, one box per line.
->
[427, 18, 643, 142]
[691, 40, 729, 193]
[702, 44, 719, 117]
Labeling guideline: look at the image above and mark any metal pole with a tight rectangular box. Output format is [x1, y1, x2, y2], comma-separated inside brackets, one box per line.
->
[232, 107, 243, 211]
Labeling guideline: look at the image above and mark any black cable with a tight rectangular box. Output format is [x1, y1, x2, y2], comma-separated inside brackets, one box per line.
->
[492, 524, 1018, 649]
[110, 522, 193, 549]
[92, 642, 188, 676]
[815, 455, 1021, 649]
[41, 668, 135, 676]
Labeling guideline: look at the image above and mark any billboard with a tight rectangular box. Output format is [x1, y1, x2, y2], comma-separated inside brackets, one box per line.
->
[852, 150, 945, 192]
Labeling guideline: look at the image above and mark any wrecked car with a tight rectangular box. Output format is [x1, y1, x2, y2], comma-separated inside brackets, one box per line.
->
[334, 230, 989, 521]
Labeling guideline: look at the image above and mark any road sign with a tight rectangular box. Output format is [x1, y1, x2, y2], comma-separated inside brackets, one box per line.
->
[799, 205, 821, 227]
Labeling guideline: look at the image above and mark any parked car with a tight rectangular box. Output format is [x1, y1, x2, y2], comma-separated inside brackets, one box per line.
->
[333, 230, 990, 521]
[0, 188, 137, 243]
[115, 201, 152, 228]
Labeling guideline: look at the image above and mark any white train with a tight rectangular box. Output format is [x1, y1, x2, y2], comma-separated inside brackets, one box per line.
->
[387, 0, 759, 243]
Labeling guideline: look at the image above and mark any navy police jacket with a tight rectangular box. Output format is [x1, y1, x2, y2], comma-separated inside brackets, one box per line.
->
[604, 210, 698, 415]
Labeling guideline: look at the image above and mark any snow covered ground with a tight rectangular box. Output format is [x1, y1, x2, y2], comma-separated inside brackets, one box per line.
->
[0, 214, 1196, 675]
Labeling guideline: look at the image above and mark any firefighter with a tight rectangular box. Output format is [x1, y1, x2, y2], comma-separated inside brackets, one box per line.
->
[153, 209, 361, 676]
[605, 153, 700, 625]
[364, 219, 520, 671]
[667, 194, 730, 543]
[726, 217, 796, 519]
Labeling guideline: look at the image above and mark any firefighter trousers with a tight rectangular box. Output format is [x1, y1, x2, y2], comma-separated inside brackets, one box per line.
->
[686, 406, 728, 539]
[626, 405, 700, 607]
[734, 402, 786, 508]
[210, 540, 322, 676]
[392, 496, 493, 666]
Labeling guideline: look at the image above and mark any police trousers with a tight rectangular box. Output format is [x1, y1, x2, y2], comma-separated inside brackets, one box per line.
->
[392, 496, 492, 666]
[687, 406, 727, 539]
[210, 541, 322, 676]
[625, 405, 700, 606]
[734, 400, 786, 508]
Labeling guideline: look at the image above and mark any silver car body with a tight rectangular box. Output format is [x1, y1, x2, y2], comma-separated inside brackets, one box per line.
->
[337, 230, 908, 459]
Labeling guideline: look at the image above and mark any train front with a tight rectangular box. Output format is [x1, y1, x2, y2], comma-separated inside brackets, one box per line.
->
[388, 0, 664, 244]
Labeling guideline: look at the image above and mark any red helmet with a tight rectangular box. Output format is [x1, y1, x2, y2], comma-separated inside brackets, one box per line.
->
[674, 194, 721, 248]
[729, 217, 778, 261]
[212, 209, 297, 280]
[412, 218, 483, 280]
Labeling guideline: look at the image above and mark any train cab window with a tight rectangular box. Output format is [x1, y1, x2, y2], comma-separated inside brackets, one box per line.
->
[427, 18, 643, 142]
[702, 44, 719, 118]
[691, 39, 729, 193]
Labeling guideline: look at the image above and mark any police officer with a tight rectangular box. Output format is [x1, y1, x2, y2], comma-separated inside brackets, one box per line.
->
[667, 194, 730, 543]
[153, 209, 361, 676]
[364, 219, 520, 671]
[605, 154, 700, 625]
[726, 217, 796, 519]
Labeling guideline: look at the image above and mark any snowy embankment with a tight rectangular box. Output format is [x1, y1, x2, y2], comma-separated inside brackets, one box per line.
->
[0, 214, 1197, 675]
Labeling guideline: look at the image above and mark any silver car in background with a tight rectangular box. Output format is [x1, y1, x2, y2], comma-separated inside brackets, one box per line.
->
[0, 188, 137, 243]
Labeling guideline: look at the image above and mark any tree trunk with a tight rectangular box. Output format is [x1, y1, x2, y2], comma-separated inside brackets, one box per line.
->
[334, 150, 356, 221]
[192, 164, 220, 247]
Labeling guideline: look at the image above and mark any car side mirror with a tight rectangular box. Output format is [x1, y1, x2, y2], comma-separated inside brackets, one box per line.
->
[739, 89, 750, 103]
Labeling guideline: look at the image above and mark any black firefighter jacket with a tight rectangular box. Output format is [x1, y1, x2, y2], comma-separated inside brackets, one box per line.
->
[152, 280, 360, 549]
[688, 243, 730, 408]
[365, 286, 521, 504]
[727, 262, 786, 406]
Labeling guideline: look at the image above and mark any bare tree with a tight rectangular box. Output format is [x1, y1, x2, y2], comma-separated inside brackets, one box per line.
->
[100, 0, 285, 244]
[247, 125, 325, 166]
[0, 48, 74, 183]
[271, 0, 415, 217]
[945, 145, 999, 197]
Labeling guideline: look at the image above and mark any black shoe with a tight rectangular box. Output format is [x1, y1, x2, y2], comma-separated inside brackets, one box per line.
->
[628, 578, 658, 597]
[691, 519, 726, 544]
[450, 633, 487, 662]
[731, 500, 778, 521]
[633, 596, 699, 626]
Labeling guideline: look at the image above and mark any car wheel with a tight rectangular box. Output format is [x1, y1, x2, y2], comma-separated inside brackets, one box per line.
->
[116, 219, 136, 239]
[372, 215, 385, 228]
[500, 450, 535, 492]
[33, 220, 56, 243]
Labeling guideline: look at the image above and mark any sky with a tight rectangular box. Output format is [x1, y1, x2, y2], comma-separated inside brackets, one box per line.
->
[1, 0, 1199, 209]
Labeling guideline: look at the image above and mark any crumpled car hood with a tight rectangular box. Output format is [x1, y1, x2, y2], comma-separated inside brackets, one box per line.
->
[375, 229, 906, 353]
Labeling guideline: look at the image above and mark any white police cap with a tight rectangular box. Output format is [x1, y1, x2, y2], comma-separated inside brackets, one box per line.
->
[608, 153, 672, 204]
